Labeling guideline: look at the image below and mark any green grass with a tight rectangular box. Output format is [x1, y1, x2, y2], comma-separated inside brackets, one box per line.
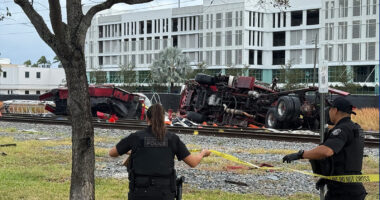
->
[0, 136, 378, 200]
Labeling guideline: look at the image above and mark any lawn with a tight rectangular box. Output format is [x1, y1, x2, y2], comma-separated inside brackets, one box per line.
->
[0, 136, 378, 200]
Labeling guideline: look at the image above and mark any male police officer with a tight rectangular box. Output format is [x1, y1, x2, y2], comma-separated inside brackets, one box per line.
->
[282, 97, 366, 200]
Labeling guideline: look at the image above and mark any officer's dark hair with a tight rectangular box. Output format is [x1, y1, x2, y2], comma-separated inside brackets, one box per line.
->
[146, 104, 166, 141]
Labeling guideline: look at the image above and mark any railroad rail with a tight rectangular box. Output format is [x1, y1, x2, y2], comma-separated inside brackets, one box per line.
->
[0, 114, 378, 147]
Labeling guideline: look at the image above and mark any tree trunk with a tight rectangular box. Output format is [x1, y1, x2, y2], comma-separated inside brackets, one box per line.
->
[62, 52, 95, 200]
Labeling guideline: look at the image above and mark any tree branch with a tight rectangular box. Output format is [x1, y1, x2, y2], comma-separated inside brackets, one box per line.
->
[84, 0, 152, 23]
[14, 0, 57, 48]
[48, 0, 67, 42]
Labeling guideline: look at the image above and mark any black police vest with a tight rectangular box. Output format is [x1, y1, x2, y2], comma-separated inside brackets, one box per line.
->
[127, 130, 176, 191]
[310, 119, 364, 176]
[331, 121, 364, 175]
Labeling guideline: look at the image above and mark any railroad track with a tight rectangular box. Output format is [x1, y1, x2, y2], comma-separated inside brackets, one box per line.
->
[0, 114, 378, 147]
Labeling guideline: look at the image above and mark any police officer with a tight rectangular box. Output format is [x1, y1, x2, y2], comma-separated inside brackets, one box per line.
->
[109, 104, 211, 200]
[282, 97, 366, 200]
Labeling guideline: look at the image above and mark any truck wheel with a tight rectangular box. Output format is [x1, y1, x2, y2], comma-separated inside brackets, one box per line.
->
[265, 108, 281, 129]
[186, 111, 206, 123]
[195, 73, 214, 85]
[275, 96, 294, 121]
[290, 96, 301, 122]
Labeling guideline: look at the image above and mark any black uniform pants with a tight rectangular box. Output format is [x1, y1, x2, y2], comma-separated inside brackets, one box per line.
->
[128, 184, 175, 200]
[325, 183, 367, 200]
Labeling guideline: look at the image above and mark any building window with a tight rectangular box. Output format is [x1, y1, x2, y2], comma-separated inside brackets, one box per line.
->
[338, 44, 347, 62]
[225, 31, 232, 46]
[352, 43, 361, 61]
[291, 11, 303, 26]
[306, 49, 319, 64]
[325, 45, 334, 61]
[338, 22, 347, 39]
[198, 16, 203, 30]
[352, 21, 361, 38]
[216, 13, 222, 28]
[131, 38, 136, 51]
[139, 38, 144, 51]
[25, 71, 29, 78]
[36, 72, 41, 79]
[366, 42, 376, 60]
[139, 54, 144, 64]
[216, 32, 222, 47]
[249, 69, 262, 81]
[290, 30, 302, 45]
[147, 20, 152, 34]
[215, 50, 222, 65]
[339, 0, 348, 17]
[353, 0, 362, 16]
[25, 90, 29, 95]
[257, 50, 262, 65]
[146, 37, 152, 50]
[139, 21, 144, 34]
[366, 19, 376, 38]
[272, 51, 285, 65]
[226, 12, 233, 27]
[172, 36, 177, 47]
[225, 50, 232, 66]
[354, 66, 375, 82]
[2, 71, 6, 78]
[235, 30, 242, 46]
[206, 33, 213, 47]
[154, 37, 160, 50]
[206, 51, 213, 65]
[329, 66, 346, 82]
[172, 18, 178, 32]
[290, 50, 302, 64]
[235, 49, 242, 65]
[307, 9, 319, 25]
[325, 23, 334, 40]
[273, 31, 285, 46]
[306, 29, 318, 45]
[249, 50, 255, 65]
[36, 91, 41, 95]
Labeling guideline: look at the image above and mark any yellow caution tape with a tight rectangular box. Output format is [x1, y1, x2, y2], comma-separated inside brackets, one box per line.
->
[218, 129, 224, 133]
[193, 130, 199, 135]
[190, 149, 379, 183]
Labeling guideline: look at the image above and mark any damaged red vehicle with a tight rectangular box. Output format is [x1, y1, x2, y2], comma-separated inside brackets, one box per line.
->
[39, 85, 145, 120]
[179, 73, 349, 129]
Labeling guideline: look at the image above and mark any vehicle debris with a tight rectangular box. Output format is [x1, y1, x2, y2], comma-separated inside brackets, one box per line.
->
[39, 85, 147, 120]
[179, 73, 349, 129]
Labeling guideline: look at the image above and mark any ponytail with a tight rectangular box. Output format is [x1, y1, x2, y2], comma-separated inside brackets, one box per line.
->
[146, 104, 166, 141]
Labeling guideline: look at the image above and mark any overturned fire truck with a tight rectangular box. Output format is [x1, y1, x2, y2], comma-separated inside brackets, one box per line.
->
[179, 73, 349, 129]
[39, 85, 146, 120]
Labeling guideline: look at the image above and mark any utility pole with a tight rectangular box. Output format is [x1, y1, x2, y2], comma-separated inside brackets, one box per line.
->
[313, 34, 318, 87]
[178, 0, 180, 8]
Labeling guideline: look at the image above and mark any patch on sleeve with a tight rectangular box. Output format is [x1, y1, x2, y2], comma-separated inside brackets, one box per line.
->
[331, 128, 342, 136]
[144, 137, 168, 147]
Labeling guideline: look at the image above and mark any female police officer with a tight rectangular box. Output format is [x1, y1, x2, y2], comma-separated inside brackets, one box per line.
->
[282, 97, 366, 200]
[109, 104, 211, 200]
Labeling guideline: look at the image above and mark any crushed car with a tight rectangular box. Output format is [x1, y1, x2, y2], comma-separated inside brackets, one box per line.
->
[39, 85, 148, 120]
[179, 73, 349, 129]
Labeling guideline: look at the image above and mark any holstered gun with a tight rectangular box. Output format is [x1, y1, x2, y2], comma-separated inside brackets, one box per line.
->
[175, 176, 185, 200]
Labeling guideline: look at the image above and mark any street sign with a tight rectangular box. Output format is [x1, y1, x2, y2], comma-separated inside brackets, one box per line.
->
[318, 63, 328, 93]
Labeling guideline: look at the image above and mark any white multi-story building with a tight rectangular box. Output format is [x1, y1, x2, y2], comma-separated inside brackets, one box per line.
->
[84, 0, 379, 94]
[0, 64, 66, 95]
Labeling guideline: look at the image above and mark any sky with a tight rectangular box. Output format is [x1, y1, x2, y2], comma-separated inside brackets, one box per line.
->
[0, 0, 202, 65]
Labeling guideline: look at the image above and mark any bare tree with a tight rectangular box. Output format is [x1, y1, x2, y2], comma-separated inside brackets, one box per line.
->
[14, 0, 151, 199]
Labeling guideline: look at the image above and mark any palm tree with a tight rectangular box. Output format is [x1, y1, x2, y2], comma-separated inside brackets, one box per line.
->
[24, 59, 32, 67]
[37, 56, 51, 68]
[150, 47, 192, 93]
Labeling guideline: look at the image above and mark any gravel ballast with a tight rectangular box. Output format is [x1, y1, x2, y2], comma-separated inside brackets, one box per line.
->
[0, 121, 378, 197]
